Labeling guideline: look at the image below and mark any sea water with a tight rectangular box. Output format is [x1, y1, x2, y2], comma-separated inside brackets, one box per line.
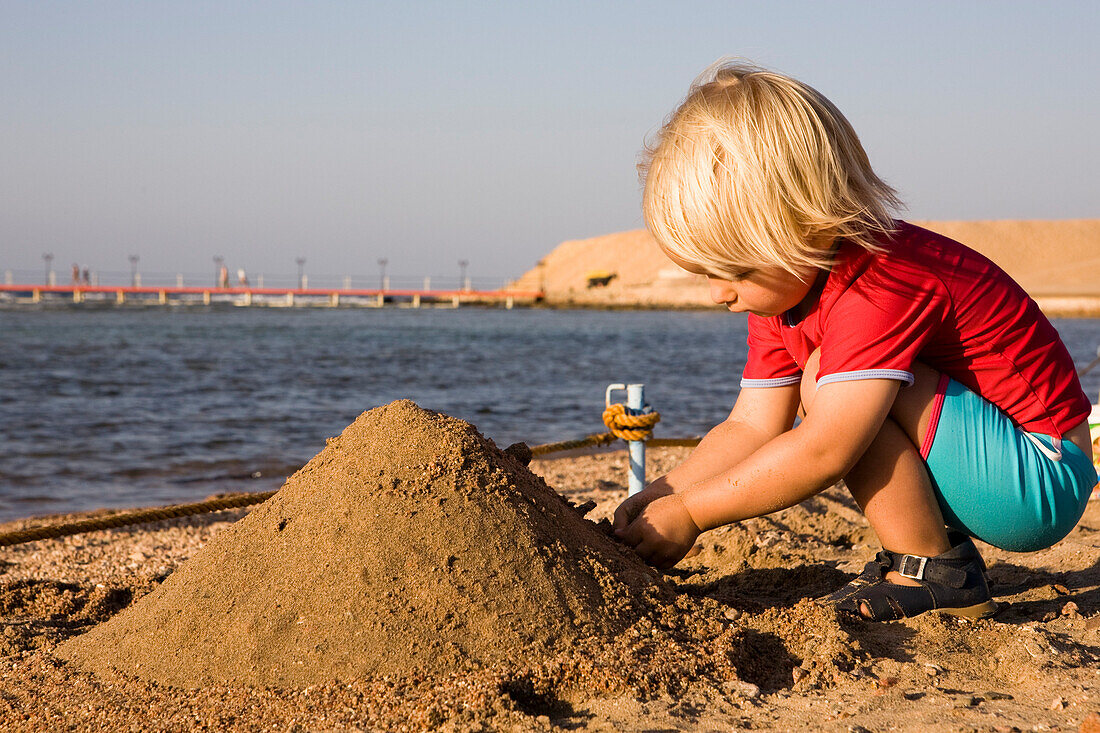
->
[1, 306, 1097, 521]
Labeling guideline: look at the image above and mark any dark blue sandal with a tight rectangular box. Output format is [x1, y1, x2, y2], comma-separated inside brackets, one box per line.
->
[947, 529, 989, 582]
[830, 539, 996, 621]
[820, 550, 893, 605]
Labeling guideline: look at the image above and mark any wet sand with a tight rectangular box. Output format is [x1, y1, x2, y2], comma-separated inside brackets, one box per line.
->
[2, 445, 1099, 732]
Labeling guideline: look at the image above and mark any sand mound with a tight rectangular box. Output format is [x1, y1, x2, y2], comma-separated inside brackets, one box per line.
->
[58, 401, 667, 687]
[6, 446, 1100, 729]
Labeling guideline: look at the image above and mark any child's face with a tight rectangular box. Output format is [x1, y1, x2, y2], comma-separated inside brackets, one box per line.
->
[704, 267, 816, 317]
[665, 250, 815, 317]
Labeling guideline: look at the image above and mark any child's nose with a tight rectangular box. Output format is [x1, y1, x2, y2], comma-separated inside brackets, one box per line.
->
[708, 278, 734, 305]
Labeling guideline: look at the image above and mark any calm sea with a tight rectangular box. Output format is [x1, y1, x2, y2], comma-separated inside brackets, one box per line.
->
[1, 307, 1098, 522]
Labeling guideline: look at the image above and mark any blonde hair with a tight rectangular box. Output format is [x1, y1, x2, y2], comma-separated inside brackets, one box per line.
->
[640, 59, 902, 278]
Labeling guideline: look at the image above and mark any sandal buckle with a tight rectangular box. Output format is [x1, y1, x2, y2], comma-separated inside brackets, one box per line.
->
[898, 555, 928, 580]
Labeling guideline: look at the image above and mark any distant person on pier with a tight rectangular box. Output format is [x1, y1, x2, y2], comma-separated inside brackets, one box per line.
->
[71, 264, 80, 285]
[219, 265, 230, 289]
[237, 268, 249, 287]
[81, 268, 90, 285]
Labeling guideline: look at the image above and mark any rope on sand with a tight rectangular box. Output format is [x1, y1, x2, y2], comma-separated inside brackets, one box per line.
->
[0, 410, 695, 548]
[0, 492, 278, 548]
[528, 431, 619, 456]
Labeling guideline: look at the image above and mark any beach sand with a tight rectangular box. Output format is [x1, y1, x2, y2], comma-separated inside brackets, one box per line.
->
[2, 445, 1099, 731]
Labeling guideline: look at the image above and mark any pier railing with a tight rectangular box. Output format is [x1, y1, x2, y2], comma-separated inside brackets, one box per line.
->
[0, 283, 543, 309]
[2, 268, 514, 293]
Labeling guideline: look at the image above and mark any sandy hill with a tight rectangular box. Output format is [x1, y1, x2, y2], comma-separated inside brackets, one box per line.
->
[515, 220, 1100, 313]
[59, 401, 667, 687]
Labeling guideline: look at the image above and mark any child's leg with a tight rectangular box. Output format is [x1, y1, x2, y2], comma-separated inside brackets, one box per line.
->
[800, 351, 952, 589]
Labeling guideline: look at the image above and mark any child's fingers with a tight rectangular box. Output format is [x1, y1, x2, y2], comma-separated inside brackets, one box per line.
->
[635, 540, 684, 569]
[612, 495, 642, 532]
[632, 537, 658, 563]
[612, 503, 632, 533]
[652, 544, 687, 570]
[624, 528, 684, 568]
[616, 517, 643, 547]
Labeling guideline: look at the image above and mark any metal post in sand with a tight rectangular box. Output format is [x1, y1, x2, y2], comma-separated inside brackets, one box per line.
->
[626, 384, 646, 496]
[606, 383, 648, 496]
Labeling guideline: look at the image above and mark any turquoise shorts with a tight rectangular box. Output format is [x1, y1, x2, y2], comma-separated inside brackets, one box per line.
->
[921, 376, 1097, 552]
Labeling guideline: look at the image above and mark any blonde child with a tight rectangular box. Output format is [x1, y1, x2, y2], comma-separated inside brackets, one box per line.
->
[613, 60, 1097, 621]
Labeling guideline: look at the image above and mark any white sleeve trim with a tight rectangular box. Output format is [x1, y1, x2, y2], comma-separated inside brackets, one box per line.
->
[740, 375, 803, 389]
[817, 369, 915, 387]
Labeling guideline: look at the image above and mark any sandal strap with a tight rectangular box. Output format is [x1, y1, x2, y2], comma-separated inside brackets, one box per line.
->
[889, 552, 967, 588]
[868, 550, 893, 574]
[821, 552, 892, 604]
[836, 582, 936, 621]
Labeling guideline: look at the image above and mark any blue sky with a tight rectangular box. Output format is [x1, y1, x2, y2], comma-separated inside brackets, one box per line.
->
[2, 1, 1097, 284]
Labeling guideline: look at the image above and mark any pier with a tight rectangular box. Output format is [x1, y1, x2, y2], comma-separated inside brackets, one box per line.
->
[0, 284, 543, 309]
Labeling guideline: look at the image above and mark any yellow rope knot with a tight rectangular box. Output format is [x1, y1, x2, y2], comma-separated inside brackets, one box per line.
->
[602, 403, 660, 442]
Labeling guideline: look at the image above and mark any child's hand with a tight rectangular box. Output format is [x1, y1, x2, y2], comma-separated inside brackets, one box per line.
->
[612, 477, 674, 533]
[614, 493, 701, 569]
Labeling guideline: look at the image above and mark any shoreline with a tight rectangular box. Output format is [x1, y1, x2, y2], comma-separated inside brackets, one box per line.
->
[526, 295, 1100, 318]
[8, 302, 1099, 318]
[5, 293, 1100, 318]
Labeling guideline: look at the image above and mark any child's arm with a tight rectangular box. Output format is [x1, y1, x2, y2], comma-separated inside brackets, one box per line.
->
[613, 385, 800, 528]
[617, 378, 902, 567]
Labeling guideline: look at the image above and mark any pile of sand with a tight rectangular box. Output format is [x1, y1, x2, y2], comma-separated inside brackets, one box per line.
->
[58, 401, 667, 687]
[7, 445, 1100, 728]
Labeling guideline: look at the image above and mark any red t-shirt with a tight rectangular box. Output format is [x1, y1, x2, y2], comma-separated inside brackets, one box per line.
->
[741, 221, 1091, 438]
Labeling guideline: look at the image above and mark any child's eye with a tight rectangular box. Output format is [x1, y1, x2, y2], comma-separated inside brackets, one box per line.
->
[732, 269, 754, 281]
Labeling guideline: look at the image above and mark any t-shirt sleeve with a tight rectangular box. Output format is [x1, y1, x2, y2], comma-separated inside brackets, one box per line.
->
[816, 263, 948, 387]
[741, 315, 802, 388]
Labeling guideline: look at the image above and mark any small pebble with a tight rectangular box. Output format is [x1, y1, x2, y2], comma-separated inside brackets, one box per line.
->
[924, 663, 944, 676]
[1054, 583, 1070, 595]
[723, 608, 743, 622]
[725, 680, 760, 699]
[1050, 696, 1065, 710]
[1062, 601, 1080, 618]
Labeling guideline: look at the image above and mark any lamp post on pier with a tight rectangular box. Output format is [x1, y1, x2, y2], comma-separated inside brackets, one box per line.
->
[378, 258, 388, 290]
[42, 253, 54, 285]
[296, 257, 306, 290]
[128, 255, 140, 287]
[213, 256, 224, 288]
[458, 259, 469, 291]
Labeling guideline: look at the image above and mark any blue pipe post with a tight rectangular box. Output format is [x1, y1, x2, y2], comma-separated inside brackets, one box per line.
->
[606, 383, 649, 496]
[626, 383, 646, 496]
